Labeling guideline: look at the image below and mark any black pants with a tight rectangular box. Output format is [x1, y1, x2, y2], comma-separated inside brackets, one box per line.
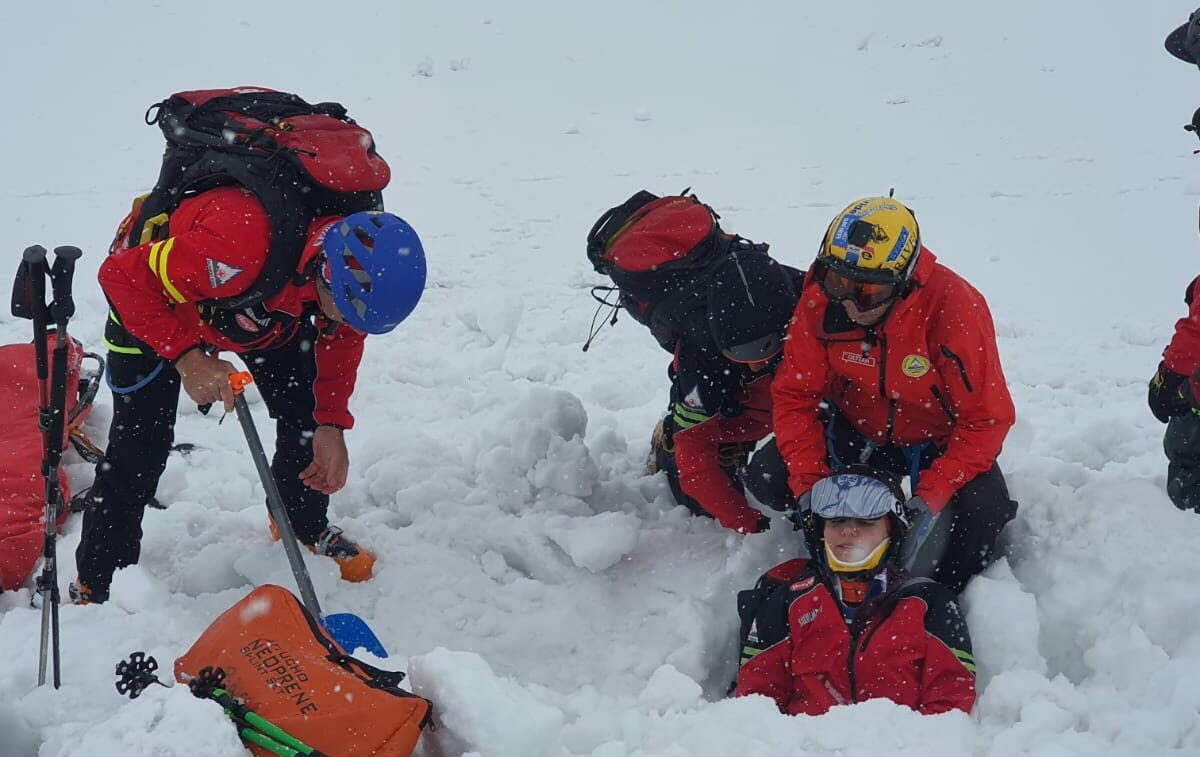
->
[1165, 411, 1200, 512]
[75, 323, 327, 598]
[745, 418, 1017, 594]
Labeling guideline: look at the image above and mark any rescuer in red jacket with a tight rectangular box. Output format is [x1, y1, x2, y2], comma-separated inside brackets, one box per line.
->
[744, 196, 1017, 593]
[1148, 274, 1200, 512]
[734, 467, 976, 716]
[648, 253, 802, 534]
[71, 187, 426, 604]
[1150, 17, 1200, 514]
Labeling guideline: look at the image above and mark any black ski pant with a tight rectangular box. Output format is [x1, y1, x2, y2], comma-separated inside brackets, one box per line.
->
[744, 413, 1017, 594]
[75, 322, 327, 599]
[1165, 410, 1200, 512]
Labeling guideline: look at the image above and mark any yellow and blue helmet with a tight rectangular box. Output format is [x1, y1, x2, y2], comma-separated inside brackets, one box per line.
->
[819, 197, 921, 288]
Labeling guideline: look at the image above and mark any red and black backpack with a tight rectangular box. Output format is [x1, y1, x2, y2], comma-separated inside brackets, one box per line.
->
[585, 190, 769, 352]
[124, 87, 390, 310]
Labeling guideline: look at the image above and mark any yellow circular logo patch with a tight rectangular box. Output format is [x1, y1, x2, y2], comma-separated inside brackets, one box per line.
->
[901, 354, 930, 378]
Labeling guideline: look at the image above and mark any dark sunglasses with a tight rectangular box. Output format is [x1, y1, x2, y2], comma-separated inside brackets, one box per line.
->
[817, 265, 898, 308]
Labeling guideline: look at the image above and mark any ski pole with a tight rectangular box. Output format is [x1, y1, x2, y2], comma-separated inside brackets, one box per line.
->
[13, 244, 74, 688]
[207, 687, 330, 757]
[185, 666, 330, 756]
[38, 246, 79, 687]
[20, 246, 61, 689]
[115, 654, 329, 757]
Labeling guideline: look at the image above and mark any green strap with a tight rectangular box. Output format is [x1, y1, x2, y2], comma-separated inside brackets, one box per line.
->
[212, 688, 318, 755]
[240, 727, 302, 757]
[952, 648, 977, 674]
[104, 309, 145, 354]
[672, 402, 710, 429]
[243, 711, 316, 754]
[102, 337, 144, 355]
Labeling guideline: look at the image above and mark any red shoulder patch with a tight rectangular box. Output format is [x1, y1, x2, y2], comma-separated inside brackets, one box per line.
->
[765, 558, 810, 582]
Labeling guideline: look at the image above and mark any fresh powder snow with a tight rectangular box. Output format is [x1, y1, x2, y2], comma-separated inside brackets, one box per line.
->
[2, 2, 1199, 755]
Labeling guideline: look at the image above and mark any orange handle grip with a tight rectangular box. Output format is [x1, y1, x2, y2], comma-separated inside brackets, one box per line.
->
[229, 371, 254, 396]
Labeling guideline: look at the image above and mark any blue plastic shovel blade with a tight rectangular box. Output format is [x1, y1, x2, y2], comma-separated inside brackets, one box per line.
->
[322, 612, 388, 658]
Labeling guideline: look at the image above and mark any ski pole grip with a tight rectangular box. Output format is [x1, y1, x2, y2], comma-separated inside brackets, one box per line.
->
[24, 248, 47, 322]
[50, 246, 81, 320]
[230, 371, 254, 396]
[11, 246, 46, 319]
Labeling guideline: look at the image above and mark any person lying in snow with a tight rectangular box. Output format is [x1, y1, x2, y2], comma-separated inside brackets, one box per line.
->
[734, 466, 976, 715]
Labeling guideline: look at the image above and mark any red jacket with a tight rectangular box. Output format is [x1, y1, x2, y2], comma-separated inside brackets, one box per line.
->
[672, 370, 774, 533]
[734, 559, 976, 716]
[772, 249, 1014, 511]
[1163, 276, 1200, 396]
[100, 187, 365, 429]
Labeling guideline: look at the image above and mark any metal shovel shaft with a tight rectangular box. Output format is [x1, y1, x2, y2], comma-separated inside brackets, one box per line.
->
[229, 372, 387, 658]
[232, 393, 323, 618]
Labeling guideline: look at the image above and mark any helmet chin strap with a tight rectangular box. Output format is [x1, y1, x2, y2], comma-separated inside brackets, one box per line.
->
[825, 537, 891, 573]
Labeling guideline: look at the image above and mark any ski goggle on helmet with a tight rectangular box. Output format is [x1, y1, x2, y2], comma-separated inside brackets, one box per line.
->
[815, 197, 920, 309]
[811, 469, 909, 574]
[320, 211, 427, 334]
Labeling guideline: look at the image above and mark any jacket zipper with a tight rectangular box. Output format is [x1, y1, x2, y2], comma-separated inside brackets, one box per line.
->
[878, 335, 897, 445]
[844, 580, 910, 704]
[930, 385, 956, 423]
[877, 334, 888, 399]
[847, 625, 861, 703]
[939, 345, 973, 392]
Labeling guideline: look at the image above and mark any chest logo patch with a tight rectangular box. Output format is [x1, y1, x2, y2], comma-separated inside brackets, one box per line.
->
[207, 258, 245, 289]
[901, 354, 931, 378]
[841, 351, 876, 368]
[683, 386, 704, 410]
[234, 313, 262, 333]
[790, 576, 815, 592]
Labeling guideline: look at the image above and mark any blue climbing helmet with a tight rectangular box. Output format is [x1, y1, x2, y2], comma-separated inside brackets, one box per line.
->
[321, 211, 426, 334]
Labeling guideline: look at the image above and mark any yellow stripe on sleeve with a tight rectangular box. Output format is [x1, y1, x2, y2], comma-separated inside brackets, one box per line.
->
[148, 241, 162, 276]
[155, 238, 186, 303]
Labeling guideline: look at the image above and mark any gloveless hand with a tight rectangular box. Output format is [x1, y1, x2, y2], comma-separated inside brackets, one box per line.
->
[175, 349, 239, 412]
[300, 425, 349, 494]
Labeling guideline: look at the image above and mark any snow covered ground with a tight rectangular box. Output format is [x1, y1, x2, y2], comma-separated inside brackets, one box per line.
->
[3, 1, 1200, 754]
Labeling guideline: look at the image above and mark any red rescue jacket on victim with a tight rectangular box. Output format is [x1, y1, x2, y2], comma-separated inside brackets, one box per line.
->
[734, 558, 976, 716]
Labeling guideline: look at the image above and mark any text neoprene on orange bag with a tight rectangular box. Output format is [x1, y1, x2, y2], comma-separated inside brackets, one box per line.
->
[175, 584, 431, 756]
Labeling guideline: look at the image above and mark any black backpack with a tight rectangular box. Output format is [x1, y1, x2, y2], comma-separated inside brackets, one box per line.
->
[584, 190, 768, 352]
[124, 87, 390, 310]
